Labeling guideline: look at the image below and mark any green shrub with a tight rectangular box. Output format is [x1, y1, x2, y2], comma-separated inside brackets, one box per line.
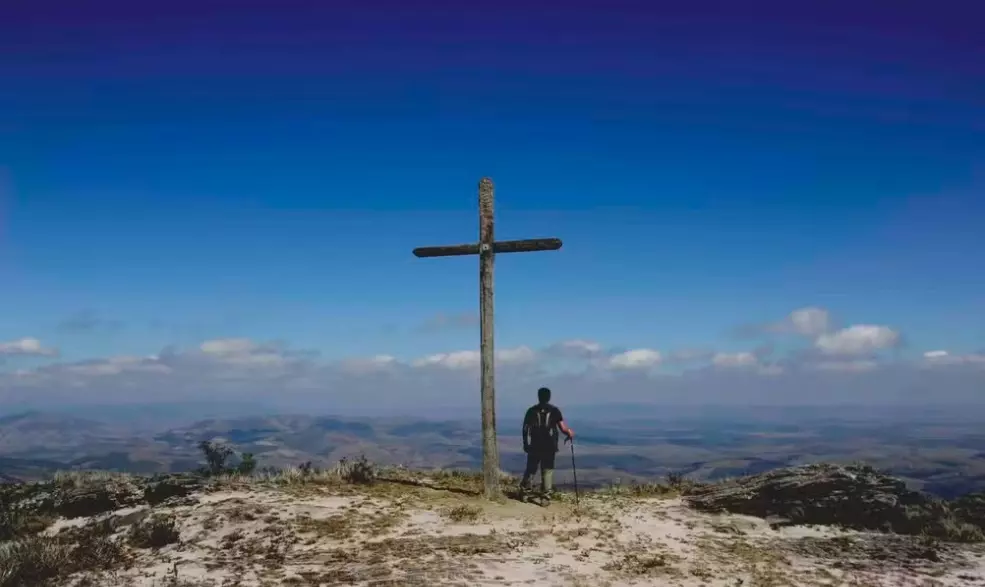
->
[237, 453, 257, 475]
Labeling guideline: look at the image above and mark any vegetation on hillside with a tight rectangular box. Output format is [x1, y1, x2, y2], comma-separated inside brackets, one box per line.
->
[3, 442, 985, 586]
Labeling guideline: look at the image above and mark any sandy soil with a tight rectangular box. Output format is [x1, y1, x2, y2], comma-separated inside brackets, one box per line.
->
[58, 483, 985, 587]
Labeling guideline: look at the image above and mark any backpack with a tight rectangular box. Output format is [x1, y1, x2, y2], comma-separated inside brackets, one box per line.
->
[529, 404, 558, 448]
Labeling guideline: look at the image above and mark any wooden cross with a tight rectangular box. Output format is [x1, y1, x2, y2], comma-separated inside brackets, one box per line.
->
[412, 177, 563, 498]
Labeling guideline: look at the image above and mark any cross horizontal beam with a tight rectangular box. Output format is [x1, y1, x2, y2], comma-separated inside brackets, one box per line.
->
[413, 237, 562, 258]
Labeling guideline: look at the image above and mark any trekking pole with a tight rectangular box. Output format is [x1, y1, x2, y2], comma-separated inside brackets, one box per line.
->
[567, 438, 579, 509]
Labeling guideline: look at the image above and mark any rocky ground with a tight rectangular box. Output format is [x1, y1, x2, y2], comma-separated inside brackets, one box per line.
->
[4, 463, 985, 586]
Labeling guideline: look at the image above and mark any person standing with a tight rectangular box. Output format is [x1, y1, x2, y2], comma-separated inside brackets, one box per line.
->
[520, 386, 574, 505]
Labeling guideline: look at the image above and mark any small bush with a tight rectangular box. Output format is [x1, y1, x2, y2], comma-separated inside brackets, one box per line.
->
[70, 532, 130, 574]
[0, 521, 131, 587]
[198, 441, 234, 476]
[237, 453, 257, 475]
[0, 496, 55, 542]
[0, 536, 68, 587]
[627, 482, 677, 497]
[128, 514, 181, 549]
[283, 466, 307, 483]
[665, 472, 685, 488]
[335, 456, 376, 485]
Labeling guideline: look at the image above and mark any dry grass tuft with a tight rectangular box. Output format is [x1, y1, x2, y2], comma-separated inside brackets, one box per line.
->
[296, 514, 354, 541]
[0, 518, 132, 587]
[127, 513, 181, 549]
[442, 504, 483, 523]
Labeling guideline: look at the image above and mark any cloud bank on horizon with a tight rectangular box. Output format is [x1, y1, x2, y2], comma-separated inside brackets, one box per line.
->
[2, 307, 982, 414]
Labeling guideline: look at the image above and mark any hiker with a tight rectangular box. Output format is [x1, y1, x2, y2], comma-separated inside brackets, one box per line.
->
[520, 386, 574, 504]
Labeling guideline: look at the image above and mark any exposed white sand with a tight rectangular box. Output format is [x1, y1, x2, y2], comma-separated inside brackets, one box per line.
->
[55, 486, 985, 587]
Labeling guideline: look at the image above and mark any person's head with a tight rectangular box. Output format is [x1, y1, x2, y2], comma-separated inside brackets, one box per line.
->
[537, 387, 551, 404]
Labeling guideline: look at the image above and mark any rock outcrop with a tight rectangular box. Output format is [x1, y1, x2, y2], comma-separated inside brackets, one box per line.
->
[1, 471, 204, 532]
[952, 492, 985, 529]
[142, 473, 202, 506]
[3, 464, 985, 586]
[51, 476, 145, 519]
[684, 463, 984, 541]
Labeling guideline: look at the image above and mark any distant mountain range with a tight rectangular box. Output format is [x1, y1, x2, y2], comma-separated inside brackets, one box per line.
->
[3, 407, 985, 498]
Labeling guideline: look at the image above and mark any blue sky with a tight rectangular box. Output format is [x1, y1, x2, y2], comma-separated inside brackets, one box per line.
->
[1, 0, 982, 413]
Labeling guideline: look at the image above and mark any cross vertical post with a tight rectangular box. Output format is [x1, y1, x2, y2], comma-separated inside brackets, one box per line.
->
[478, 178, 498, 498]
[412, 177, 563, 500]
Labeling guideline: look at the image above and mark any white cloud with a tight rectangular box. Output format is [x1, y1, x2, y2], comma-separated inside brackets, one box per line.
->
[338, 355, 398, 374]
[709, 351, 783, 375]
[810, 359, 880, 373]
[550, 339, 603, 357]
[200, 338, 258, 355]
[411, 350, 478, 369]
[922, 350, 985, 367]
[815, 325, 901, 356]
[66, 356, 171, 376]
[712, 352, 759, 368]
[606, 349, 662, 370]
[787, 307, 831, 337]
[410, 346, 536, 370]
[668, 349, 715, 363]
[195, 338, 299, 368]
[499, 346, 537, 364]
[1, 320, 983, 414]
[0, 338, 58, 357]
[756, 307, 831, 338]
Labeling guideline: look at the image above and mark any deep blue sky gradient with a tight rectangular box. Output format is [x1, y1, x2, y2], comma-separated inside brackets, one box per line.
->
[1, 0, 983, 366]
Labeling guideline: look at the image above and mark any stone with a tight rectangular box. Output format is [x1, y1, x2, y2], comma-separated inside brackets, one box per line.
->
[52, 476, 145, 519]
[143, 473, 202, 506]
[685, 463, 983, 541]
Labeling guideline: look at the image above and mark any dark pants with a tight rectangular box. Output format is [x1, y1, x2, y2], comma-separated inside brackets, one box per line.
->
[520, 448, 556, 494]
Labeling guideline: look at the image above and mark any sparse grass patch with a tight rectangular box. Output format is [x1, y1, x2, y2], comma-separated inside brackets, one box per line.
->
[0, 535, 70, 587]
[151, 563, 212, 587]
[127, 513, 181, 549]
[0, 519, 132, 587]
[922, 515, 985, 543]
[423, 468, 519, 495]
[362, 508, 406, 536]
[335, 456, 377, 485]
[219, 528, 245, 548]
[625, 482, 679, 498]
[443, 504, 483, 523]
[0, 495, 55, 541]
[296, 514, 354, 541]
[363, 532, 515, 558]
[51, 469, 136, 489]
[293, 504, 406, 543]
[602, 551, 683, 578]
[591, 480, 679, 501]
[271, 465, 313, 485]
[45, 470, 146, 519]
